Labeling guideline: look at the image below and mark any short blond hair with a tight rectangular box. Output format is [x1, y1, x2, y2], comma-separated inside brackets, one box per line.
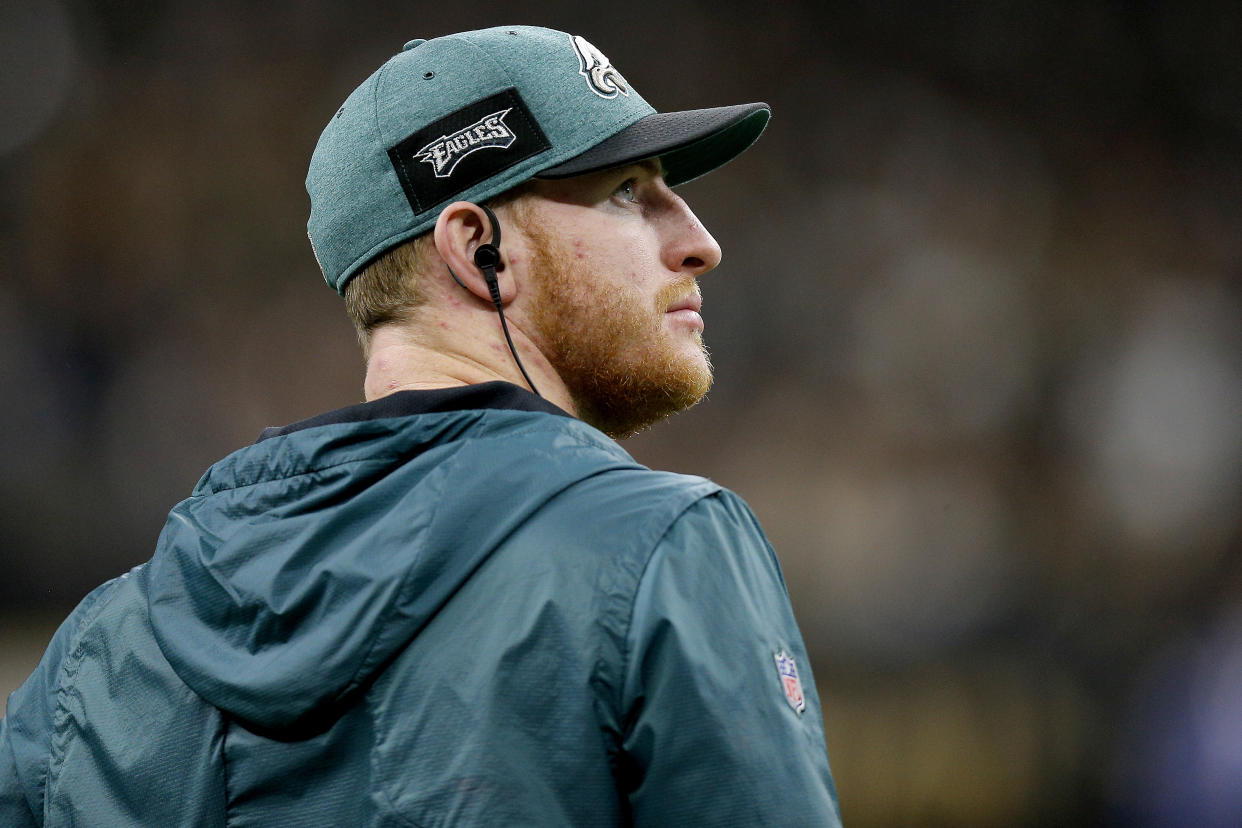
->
[343, 236, 432, 359]
[342, 187, 534, 359]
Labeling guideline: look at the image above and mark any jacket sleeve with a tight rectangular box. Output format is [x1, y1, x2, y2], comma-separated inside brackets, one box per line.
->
[1, 714, 39, 828]
[3, 630, 66, 828]
[619, 490, 843, 827]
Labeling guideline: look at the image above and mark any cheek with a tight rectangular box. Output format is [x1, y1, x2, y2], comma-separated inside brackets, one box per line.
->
[564, 227, 663, 300]
[616, 236, 660, 286]
[575, 235, 643, 272]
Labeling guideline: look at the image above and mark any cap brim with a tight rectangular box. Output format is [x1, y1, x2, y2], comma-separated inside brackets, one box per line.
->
[535, 102, 771, 187]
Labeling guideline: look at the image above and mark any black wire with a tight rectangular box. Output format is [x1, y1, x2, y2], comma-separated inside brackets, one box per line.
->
[483, 265, 542, 398]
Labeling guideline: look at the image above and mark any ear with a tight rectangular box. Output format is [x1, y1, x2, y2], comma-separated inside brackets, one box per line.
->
[432, 201, 515, 305]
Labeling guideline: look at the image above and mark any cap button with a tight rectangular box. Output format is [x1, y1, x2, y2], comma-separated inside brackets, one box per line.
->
[402, 39, 426, 51]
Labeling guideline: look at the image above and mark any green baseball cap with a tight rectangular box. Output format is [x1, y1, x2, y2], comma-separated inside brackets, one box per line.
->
[307, 25, 771, 294]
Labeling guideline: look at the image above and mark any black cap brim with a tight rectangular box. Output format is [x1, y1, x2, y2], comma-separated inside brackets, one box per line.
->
[536, 102, 771, 187]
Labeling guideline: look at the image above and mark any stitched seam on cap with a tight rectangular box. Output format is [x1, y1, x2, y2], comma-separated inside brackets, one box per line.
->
[372, 58, 394, 147]
[454, 32, 516, 90]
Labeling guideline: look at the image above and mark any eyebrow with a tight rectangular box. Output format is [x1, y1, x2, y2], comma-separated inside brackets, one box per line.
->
[599, 158, 664, 183]
[636, 158, 665, 178]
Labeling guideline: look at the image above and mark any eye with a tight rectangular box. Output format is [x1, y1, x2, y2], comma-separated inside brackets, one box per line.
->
[612, 178, 638, 203]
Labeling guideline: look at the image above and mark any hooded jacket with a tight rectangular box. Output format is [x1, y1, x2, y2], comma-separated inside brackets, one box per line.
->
[1, 383, 842, 826]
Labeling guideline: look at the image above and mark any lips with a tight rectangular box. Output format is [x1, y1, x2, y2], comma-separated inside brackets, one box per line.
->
[664, 290, 705, 333]
[666, 292, 702, 314]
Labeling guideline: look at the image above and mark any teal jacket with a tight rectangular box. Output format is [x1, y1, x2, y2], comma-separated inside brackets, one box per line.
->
[2, 384, 842, 826]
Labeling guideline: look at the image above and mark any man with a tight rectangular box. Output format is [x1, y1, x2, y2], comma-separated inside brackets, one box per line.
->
[1, 26, 843, 826]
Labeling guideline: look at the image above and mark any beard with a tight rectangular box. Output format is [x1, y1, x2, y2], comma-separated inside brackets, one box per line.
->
[521, 224, 713, 439]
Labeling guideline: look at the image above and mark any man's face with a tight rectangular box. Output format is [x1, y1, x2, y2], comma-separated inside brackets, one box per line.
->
[511, 162, 723, 438]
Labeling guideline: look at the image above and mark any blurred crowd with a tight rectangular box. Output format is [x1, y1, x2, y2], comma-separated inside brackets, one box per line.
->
[2, 1, 1240, 825]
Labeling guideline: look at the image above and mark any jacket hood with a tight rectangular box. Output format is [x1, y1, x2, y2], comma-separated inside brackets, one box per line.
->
[147, 385, 636, 734]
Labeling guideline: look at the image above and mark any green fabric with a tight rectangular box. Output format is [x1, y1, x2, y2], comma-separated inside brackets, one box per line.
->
[1, 395, 841, 826]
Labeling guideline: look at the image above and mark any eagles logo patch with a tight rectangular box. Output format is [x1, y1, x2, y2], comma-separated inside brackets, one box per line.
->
[387, 88, 550, 215]
[570, 34, 630, 99]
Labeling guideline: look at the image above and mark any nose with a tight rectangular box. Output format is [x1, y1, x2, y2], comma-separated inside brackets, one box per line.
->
[660, 188, 723, 277]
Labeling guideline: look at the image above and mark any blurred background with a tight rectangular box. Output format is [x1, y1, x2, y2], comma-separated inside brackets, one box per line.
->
[2, 0, 1240, 824]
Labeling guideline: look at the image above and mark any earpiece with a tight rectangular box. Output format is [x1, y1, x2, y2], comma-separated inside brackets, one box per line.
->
[445, 204, 501, 290]
[473, 204, 504, 307]
[474, 203, 499, 278]
[474, 204, 502, 275]
[449, 202, 541, 399]
[474, 243, 501, 272]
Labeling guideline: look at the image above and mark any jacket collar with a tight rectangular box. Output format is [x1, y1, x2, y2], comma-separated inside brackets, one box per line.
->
[256, 381, 571, 443]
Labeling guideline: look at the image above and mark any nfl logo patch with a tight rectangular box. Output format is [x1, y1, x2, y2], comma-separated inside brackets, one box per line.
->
[774, 650, 806, 714]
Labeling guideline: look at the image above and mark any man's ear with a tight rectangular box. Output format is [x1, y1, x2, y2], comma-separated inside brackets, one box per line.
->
[432, 201, 515, 304]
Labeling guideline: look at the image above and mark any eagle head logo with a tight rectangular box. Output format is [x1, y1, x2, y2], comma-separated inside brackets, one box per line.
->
[570, 35, 630, 99]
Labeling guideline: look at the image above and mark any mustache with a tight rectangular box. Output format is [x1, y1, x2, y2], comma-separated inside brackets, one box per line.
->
[655, 278, 700, 311]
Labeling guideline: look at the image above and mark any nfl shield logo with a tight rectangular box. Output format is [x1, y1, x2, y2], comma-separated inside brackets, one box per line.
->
[774, 650, 806, 714]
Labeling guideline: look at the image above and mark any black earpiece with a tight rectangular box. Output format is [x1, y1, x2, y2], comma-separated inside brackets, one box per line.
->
[445, 204, 503, 291]
[451, 202, 541, 398]
[474, 243, 501, 271]
[473, 204, 504, 308]
[474, 204, 502, 275]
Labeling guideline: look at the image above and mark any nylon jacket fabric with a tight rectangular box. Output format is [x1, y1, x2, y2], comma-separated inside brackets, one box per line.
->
[1, 384, 843, 826]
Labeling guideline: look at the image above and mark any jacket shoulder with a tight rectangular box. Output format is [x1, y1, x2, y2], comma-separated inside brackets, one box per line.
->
[3, 572, 131, 824]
